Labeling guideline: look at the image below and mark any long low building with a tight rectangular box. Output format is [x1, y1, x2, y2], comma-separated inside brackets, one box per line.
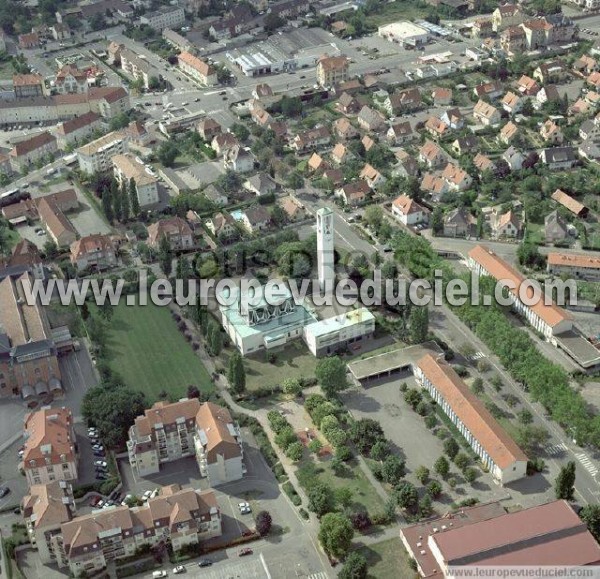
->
[547, 251, 600, 282]
[400, 500, 600, 578]
[414, 354, 528, 484]
[467, 244, 573, 341]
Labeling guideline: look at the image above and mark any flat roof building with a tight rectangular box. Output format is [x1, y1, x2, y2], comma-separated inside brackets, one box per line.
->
[378, 21, 429, 46]
[303, 308, 375, 357]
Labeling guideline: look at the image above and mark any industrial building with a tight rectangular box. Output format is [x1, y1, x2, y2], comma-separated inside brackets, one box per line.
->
[378, 21, 429, 47]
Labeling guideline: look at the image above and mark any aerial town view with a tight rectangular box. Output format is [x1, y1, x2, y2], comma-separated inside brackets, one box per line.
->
[1, 0, 600, 576]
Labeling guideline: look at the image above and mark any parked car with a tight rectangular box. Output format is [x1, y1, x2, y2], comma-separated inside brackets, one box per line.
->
[94, 460, 107, 468]
[0, 486, 10, 498]
[238, 501, 251, 514]
[173, 565, 185, 574]
[238, 548, 253, 557]
[197, 560, 212, 567]
[92, 444, 104, 451]
[152, 571, 167, 578]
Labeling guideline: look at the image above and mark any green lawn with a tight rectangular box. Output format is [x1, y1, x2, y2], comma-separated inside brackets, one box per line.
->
[298, 458, 386, 517]
[104, 303, 213, 400]
[355, 537, 418, 579]
[363, 0, 429, 27]
[220, 341, 318, 392]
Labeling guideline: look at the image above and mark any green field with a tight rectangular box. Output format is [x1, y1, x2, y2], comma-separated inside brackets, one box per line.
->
[356, 537, 418, 579]
[104, 303, 214, 400]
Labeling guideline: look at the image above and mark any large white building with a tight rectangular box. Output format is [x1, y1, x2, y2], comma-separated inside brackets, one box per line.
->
[414, 354, 528, 484]
[139, 6, 185, 30]
[76, 131, 127, 174]
[304, 308, 375, 357]
[219, 284, 316, 356]
[467, 245, 573, 341]
[127, 399, 245, 486]
[378, 21, 429, 47]
[112, 153, 159, 207]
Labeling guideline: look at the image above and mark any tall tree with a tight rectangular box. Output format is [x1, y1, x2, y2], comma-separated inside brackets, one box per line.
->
[102, 186, 113, 222]
[208, 323, 222, 355]
[129, 177, 140, 217]
[315, 357, 348, 398]
[228, 351, 246, 395]
[409, 306, 429, 344]
[339, 552, 368, 579]
[555, 461, 576, 500]
[580, 504, 600, 542]
[158, 234, 173, 277]
[112, 182, 123, 221]
[318, 513, 354, 559]
[121, 181, 130, 221]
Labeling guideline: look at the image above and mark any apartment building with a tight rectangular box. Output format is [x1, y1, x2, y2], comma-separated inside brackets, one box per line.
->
[22, 481, 75, 564]
[9, 131, 57, 172]
[13, 74, 45, 99]
[56, 485, 221, 577]
[55, 111, 102, 149]
[54, 65, 88, 94]
[177, 52, 217, 86]
[120, 49, 153, 90]
[547, 252, 600, 282]
[0, 273, 63, 401]
[112, 154, 159, 207]
[21, 407, 78, 487]
[316, 55, 350, 88]
[70, 234, 117, 271]
[147, 217, 194, 251]
[140, 5, 185, 30]
[414, 354, 528, 484]
[194, 402, 244, 486]
[467, 245, 573, 341]
[76, 131, 127, 174]
[127, 400, 244, 486]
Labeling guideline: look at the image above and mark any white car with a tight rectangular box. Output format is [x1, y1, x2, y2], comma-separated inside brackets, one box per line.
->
[93, 460, 107, 468]
[143, 490, 153, 501]
[152, 571, 167, 578]
[173, 565, 185, 574]
[238, 501, 251, 514]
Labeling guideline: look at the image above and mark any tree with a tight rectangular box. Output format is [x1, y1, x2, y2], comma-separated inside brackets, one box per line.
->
[518, 409, 533, 425]
[339, 552, 368, 579]
[464, 467, 478, 483]
[308, 482, 335, 517]
[554, 461, 576, 500]
[148, 76, 162, 90]
[208, 323, 222, 355]
[334, 487, 353, 511]
[187, 384, 200, 399]
[381, 455, 405, 485]
[318, 513, 354, 559]
[308, 438, 323, 455]
[112, 182, 123, 222]
[230, 122, 250, 141]
[415, 466, 430, 484]
[434, 456, 450, 478]
[431, 207, 444, 236]
[364, 205, 383, 231]
[409, 306, 429, 344]
[158, 234, 172, 277]
[471, 377, 484, 395]
[350, 511, 371, 531]
[275, 426, 297, 450]
[286, 441, 304, 461]
[427, 479, 442, 499]
[419, 494, 433, 518]
[370, 440, 389, 462]
[228, 351, 246, 395]
[121, 182, 130, 221]
[580, 505, 600, 542]
[394, 481, 418, 510]
[129, 178, 140, 216]
[404, 388, 422, 410]
[316, 357, 348, 398]
[443, 438, 459, 460]
[255, 510, 272, 536]
[282, 377, 302, 396]
[157, 141, 178, 167]
[454, 452, 470, 472]
[264, 12, 285, 32]
[176, 255, 193, 281]
[102, 186, 113, 222]
[350, 418, 385, 455]
[81, 382, 147, 448]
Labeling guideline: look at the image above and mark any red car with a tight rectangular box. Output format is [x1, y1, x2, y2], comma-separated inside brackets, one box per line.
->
[89, 496, 101, 507]
[238, 548, 253, 557]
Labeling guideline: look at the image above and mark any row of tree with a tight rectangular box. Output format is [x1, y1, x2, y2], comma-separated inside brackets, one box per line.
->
[101, 177, 140, 223]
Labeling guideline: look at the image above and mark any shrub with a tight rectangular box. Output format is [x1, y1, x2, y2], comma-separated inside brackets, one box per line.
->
[255, 511, 272, 536]
[336, 445, 353, 461]
[350, 511, 372, 531]
[282, 481, 302, 506]
[454, 453, 470, 472]
[299, 508, 309, 520]
[427, 480, 442, 499]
